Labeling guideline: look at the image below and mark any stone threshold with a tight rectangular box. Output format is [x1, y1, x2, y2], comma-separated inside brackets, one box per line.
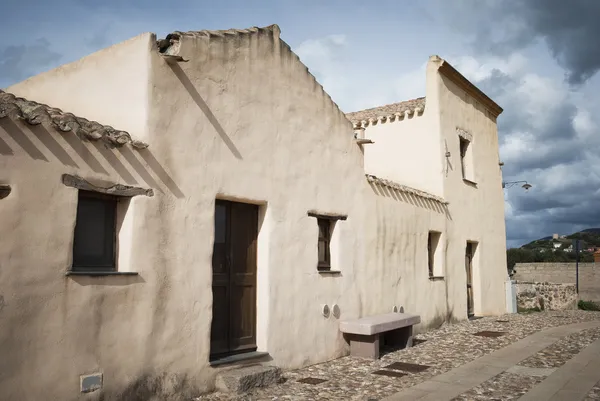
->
[210, 351, 270, 367]
[382, 320, 600, 401]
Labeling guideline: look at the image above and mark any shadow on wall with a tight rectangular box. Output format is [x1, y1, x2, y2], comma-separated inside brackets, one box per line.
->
[368, 181, 452, 220]
[421, 305, 459, 333]
[98, 372, 198, 401]
[0, 117, 185, 198]
[168, 62, 242, 160]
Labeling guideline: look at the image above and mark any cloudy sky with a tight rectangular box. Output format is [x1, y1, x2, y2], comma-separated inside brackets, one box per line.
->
[2, 0, 599, 248]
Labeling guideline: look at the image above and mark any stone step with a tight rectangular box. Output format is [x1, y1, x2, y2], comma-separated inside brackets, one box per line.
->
[215, 364, 283, 394]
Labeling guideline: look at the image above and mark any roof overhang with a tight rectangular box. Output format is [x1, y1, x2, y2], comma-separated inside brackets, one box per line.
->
[437, 59, 503, 118]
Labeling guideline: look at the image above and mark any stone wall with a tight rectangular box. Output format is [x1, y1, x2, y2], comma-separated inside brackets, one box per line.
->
[513, 263, 600, 301]
[515, 282, 578, 311]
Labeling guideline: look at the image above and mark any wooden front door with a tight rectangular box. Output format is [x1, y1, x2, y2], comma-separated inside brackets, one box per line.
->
[465, 242, 474, 318]
[210, 200, 258, 360]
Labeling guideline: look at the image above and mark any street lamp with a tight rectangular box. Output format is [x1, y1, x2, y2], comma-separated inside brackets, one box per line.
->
[502, 181, 532, 190]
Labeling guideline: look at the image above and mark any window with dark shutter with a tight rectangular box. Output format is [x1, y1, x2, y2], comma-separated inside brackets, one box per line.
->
[72, 191, 118, 272]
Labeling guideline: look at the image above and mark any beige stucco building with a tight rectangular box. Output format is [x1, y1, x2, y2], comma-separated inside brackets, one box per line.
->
[0, 25, 508, 400]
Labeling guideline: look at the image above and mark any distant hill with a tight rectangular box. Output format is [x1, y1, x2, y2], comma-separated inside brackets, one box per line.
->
[523, 228, 600, 249]
[507, 228, 599, 272]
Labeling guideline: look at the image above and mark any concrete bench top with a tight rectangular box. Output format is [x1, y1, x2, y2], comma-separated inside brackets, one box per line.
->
[339, 312, 421, 336]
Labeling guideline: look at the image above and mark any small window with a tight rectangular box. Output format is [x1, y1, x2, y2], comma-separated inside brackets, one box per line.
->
[459, 137, 469, 179]
[72, 191, 118, 272]
[317, 218, 331, 271]
[427, 231, 442, 278]
[459, 136, 475, 182]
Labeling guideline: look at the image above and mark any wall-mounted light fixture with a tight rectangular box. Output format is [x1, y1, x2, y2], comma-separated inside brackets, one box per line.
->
[502, 181, 532, 190]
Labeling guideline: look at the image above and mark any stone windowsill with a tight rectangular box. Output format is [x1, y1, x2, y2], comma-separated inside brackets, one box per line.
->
[319, 270, 342, 276]
[463, 178, 478, 186]
[65, 271, 139, 277]
[429, 276, 445, 281]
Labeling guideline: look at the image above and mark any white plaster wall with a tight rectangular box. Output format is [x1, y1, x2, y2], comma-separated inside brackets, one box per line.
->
[431, 59, 509, 318]
[362, 112, 444, 197]
[144, 28, 370, 380]
[360, 186, 452, 329]
[0, 117, 159, 400]
[7, 33, 153, 142]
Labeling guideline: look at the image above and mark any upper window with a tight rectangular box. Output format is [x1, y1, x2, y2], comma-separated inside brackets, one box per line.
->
[72, 191, 118, 272]
[459, 137, 474, 182]
[317, 218, 332, 271]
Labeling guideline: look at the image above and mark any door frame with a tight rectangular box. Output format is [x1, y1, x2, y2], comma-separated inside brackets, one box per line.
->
[210, 199, 259, 361]
[465, 241, 478, 318]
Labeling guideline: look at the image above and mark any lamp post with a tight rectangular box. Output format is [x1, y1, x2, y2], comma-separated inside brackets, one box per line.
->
[502, 181, 532, 190]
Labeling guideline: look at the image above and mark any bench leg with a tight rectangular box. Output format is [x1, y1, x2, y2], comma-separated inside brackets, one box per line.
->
[347, 334, 380, 359]
[385, 326, 413, 349]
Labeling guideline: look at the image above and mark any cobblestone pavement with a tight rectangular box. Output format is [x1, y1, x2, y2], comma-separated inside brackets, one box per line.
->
[197, 310, 600, 401]
[451, 372, 545, 401]
[585, 381, 600, 400]
[518, 326, 600, 369]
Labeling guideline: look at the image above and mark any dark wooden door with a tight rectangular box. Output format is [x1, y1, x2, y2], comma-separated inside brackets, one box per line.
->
[465, 243, 474, 318]
[210, 200, 258, 360]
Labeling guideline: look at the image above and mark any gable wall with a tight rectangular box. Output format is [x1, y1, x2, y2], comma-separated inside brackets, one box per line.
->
[143, 26, 372, 385]
[7, 33, 154, 142]
[435, 66, 508, 318]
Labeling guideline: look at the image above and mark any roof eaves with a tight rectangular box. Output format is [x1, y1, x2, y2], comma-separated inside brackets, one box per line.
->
[366, 174, 448, 205]
[346, 97, 426, 129]
[437, 58, 503, 118]
[0, 90, 148, 149]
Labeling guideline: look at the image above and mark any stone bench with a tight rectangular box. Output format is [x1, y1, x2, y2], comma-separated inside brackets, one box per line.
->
[339, 312, 421, 359]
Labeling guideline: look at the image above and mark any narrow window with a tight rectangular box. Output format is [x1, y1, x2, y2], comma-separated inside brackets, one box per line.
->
[72, 191, 118, 272]
[428, 231, 441, 277]
[459, 137, 469, 180]
[317, 218, 331, 271]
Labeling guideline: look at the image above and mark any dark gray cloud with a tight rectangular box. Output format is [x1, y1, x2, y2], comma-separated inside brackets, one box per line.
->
[514, 0, 600, 85]
[440, 0, 600, 247]
[0, 38, 61, 88]
[449, 0, 600, 86]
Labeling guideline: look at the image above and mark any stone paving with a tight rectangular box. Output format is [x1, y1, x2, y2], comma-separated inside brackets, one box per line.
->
[517, 326, 600, 369]
[585, 381, 600, 400]
[196, 310, 600, 400]
[450, 372, 544, 401]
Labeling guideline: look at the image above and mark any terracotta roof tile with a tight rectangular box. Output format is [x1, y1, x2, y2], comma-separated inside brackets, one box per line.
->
[174, 24, 279, 38]
[346, 97, 426, 126]
[0, 90, 148, 149]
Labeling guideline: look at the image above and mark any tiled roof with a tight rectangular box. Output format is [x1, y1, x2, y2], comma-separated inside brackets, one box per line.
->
[0, 90, 148, 149]
[346, 97, 426, 128]
[174, 24, 279, 38]
[366, 174, 447, 205]
[157, 25, 280, 56]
